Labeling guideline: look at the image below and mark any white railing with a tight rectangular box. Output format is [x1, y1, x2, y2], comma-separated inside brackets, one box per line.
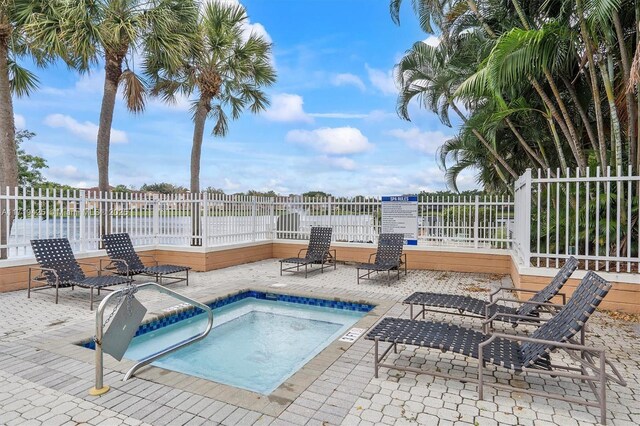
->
[516, 167, 640, 273]
[3, 173, 637, 275]
[0, 188, 513, 259]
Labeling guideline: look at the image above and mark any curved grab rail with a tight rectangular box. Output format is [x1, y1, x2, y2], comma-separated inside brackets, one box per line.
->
[91, 282, 213, 394]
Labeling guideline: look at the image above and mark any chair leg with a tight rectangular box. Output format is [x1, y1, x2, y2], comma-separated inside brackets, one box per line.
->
[27, 269, 32, 299]
[374, 337, 379, 378]
[186, 269, 189, 286]
[55, 280, 59, 304]
[600, 352, 607, 425]
[280, 262, 283, 276]
[478, 345, 484, 399]
[90, 287, 94, 311]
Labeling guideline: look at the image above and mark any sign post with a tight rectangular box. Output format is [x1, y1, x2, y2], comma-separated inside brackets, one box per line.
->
[381, 195, 418, 245]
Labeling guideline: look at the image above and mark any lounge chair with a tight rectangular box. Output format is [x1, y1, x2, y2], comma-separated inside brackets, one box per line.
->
[366, 271, 626, 425]
[29, 238, 132, 310]
[404, 256, 578, 326]
[101, 233, 190, 286]
[356, 233, 406, 284]
[279, 227, 336, 278]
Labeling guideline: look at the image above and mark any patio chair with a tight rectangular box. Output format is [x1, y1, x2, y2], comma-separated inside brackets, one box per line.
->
[366, 271, 626, 425]
[356, 233, 407, 284]
[404, 256, 578, 327]
[101, 233, 190, 286]
[29, 238, 133, 310]
[279, 227, 336, 278]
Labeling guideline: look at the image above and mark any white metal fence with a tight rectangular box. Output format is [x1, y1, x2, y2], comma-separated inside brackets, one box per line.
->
[513, 167, 640, 273]
[0, 188, 512, 259]
[3, 170, 638, 275]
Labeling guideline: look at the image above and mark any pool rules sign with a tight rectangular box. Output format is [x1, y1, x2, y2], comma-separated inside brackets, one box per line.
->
[381, 195, 418, 245]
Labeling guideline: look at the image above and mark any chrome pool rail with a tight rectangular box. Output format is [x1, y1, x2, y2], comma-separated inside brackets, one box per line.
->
[90, 282, 213, 395]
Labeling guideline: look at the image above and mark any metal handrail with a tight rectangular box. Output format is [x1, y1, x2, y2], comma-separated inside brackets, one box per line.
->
[91, 282, 213, 395]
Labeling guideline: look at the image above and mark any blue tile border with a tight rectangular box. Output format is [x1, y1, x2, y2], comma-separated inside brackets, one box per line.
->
[79, 291, 374, 350]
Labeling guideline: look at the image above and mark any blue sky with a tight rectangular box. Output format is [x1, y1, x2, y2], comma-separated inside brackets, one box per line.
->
[14, 0, 475, 196]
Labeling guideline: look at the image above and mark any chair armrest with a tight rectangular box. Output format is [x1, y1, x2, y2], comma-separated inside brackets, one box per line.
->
[297, 248, 308, 258]
[481, 312, 550, 332]
[137, 252, 158, 266]
[99, 258, 130, 276]
[29, 266, 59, 282]
[487, 298, 565, 310]
[368, 252, 377, 263]
[482, 332, 606, 354]
[77, 261, 100, 273]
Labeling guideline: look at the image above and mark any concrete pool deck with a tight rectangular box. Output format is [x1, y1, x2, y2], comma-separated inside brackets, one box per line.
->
[0, 260, 637, 425]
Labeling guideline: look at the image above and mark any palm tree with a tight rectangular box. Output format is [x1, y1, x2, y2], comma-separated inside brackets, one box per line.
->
[149, 1, 276, 193]
[27, 0, 199, 193]
[0, 0, 59, 258]
[392, 0, 640, 190]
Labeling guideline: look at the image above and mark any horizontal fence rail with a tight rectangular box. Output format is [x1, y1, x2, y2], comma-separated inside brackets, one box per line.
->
[0, 189, 513, 259]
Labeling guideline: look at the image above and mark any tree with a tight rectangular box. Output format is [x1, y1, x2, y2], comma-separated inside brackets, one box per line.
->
[16, 129, 48, 186]
[303, 191, 332, 198]
[28, 0, 199, 193]
[392, 0, 640, 191]
[149, 1, 276, 193]
[140, 182, 187, 194]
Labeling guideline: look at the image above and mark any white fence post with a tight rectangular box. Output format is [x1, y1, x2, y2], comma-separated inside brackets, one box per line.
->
[251, 196, 257, 242]
[79, 190, 86, 252]
[522, 169, 532, 266]
[202, 192, 209, 248]
[152, 194, 160, 245]
[474, 195, 480, 248]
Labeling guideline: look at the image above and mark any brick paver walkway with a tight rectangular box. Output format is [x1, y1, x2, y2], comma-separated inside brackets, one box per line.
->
[0, 260, 637, 425]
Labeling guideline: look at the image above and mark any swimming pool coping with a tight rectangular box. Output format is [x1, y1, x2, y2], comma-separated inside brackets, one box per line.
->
[59, 285, 394, 417]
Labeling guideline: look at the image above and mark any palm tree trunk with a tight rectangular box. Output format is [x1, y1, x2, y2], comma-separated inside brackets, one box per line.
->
[97, 53, 122, 240]
[0, 30, 17, 260]
[542, 69, 586, 170]
[549, 117, 568, 171]
[450, 102, 518, 179]
[97, 56, 122, 193]
[190, 96, 211, 246]
[576, 0, 608, 167]
[530, 77, 576, 166]
[561, 75, 600, 161]
[613, 11, 636, 170]
[505, 117, 549, 170]
[599, 59, 624, 168]
[466, 0, 496, 38]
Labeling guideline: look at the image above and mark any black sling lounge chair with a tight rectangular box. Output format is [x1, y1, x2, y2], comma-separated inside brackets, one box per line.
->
[29, 238, 133, 310]
[280, 227, 336, 278]
[356, 233, 407, 284]
[366, 271, 626, 425]
[101, 233, 190, 286]
[405, 256, 578, 326]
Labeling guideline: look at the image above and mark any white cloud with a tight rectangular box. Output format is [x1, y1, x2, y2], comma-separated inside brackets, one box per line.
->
[14, 114, 25, 129]
[264, 93, 312, 123]
[331, 73, 365, 91]
[148, 92, 192, 112]
[75, 70, 105, 93]
[424, 36, 441, 47]
[365, 64, 397, 96]
[44, 114, 128, 144]
[286, 127, 372, 155]
[321, 156, 357, 170]
[223, 177, 241, 190]
[308, 112, 368, 119]
[387, 127, 450, 154]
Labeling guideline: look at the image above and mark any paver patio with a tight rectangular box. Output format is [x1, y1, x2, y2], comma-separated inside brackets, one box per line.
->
[0, 260, 637, 425]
